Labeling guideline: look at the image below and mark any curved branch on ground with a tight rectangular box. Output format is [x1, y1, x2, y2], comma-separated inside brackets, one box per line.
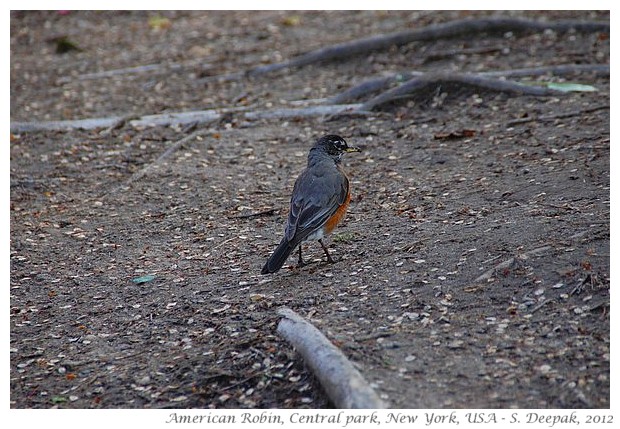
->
[247, 17, 609, 77]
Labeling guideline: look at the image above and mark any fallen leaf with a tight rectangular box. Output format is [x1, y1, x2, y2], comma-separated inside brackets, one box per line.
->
[149, 15, 171, 30]
[546, 82, 598, 92]
[281, 15, 301, 26]
[132, 275, 155, 284]
[522, 81, 598, 92]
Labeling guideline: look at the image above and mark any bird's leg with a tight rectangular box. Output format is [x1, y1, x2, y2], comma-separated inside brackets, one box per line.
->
[297, 245, 306, 267]
[319, 239, 335, 264]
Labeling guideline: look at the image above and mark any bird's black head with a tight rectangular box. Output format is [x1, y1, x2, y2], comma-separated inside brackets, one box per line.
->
[314, 135, 361, 159]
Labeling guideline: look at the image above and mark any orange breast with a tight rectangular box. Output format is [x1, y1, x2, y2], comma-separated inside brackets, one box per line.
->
[324, 191, 351, 234]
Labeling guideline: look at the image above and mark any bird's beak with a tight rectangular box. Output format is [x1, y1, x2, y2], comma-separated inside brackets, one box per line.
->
[345, 146, 361, 153]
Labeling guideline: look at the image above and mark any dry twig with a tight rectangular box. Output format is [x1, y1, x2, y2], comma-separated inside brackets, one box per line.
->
[118, 128, 209, 190]
[229, 208, 278, 219]
[56, 58, 215, 84]
[474, 245, 553, 283]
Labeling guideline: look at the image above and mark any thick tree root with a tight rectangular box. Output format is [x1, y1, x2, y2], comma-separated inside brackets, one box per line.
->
[247, 17, 609, 77]
[329, 64, 609, 104]
[358, 73, 563, 111]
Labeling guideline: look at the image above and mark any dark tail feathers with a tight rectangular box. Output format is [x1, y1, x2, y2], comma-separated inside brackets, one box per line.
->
[261, 239, 296, 274]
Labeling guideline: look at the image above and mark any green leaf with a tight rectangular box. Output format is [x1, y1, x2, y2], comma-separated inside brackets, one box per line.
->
[51, 396, 67, 404]
[132, 275, 155, 284]
[546, 82, 598, 92]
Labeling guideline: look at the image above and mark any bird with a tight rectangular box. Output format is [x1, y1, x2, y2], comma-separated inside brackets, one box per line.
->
[261, 134, 361, 274]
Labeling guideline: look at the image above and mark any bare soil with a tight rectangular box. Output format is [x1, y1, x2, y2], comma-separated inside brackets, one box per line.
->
[10, 10, 609, 409]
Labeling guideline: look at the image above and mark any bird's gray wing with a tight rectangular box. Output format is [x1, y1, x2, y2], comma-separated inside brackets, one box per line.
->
[284, 164, 348, 244]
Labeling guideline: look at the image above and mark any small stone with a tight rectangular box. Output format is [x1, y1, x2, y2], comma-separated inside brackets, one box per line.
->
[539, 364, 552, 374]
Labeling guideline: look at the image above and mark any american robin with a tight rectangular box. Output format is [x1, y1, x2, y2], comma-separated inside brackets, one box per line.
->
[261, 134, 361, 274]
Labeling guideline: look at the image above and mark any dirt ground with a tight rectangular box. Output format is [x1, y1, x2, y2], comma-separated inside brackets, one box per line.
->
[10, 11, 609, 409]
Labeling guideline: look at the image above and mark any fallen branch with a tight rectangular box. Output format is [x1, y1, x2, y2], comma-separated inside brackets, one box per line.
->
[359, 73, 562, 111]
[474, 245, 553, 283]
[11, 116, 125, 133]
[277, 307, 387, 409]
[329, 64, 609, 104]
[10, 104, 364, 134]
[246, 17, 608, 77]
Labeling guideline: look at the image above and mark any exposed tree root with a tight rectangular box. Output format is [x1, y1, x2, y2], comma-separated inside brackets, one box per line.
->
[12, 61, 606, 132]
[277, 307, 388, 409]
[329, 64, 608, 104]
[359, 73, 562, 111]
[328, 72, 425, 105]
[246, 17, 608, 77]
